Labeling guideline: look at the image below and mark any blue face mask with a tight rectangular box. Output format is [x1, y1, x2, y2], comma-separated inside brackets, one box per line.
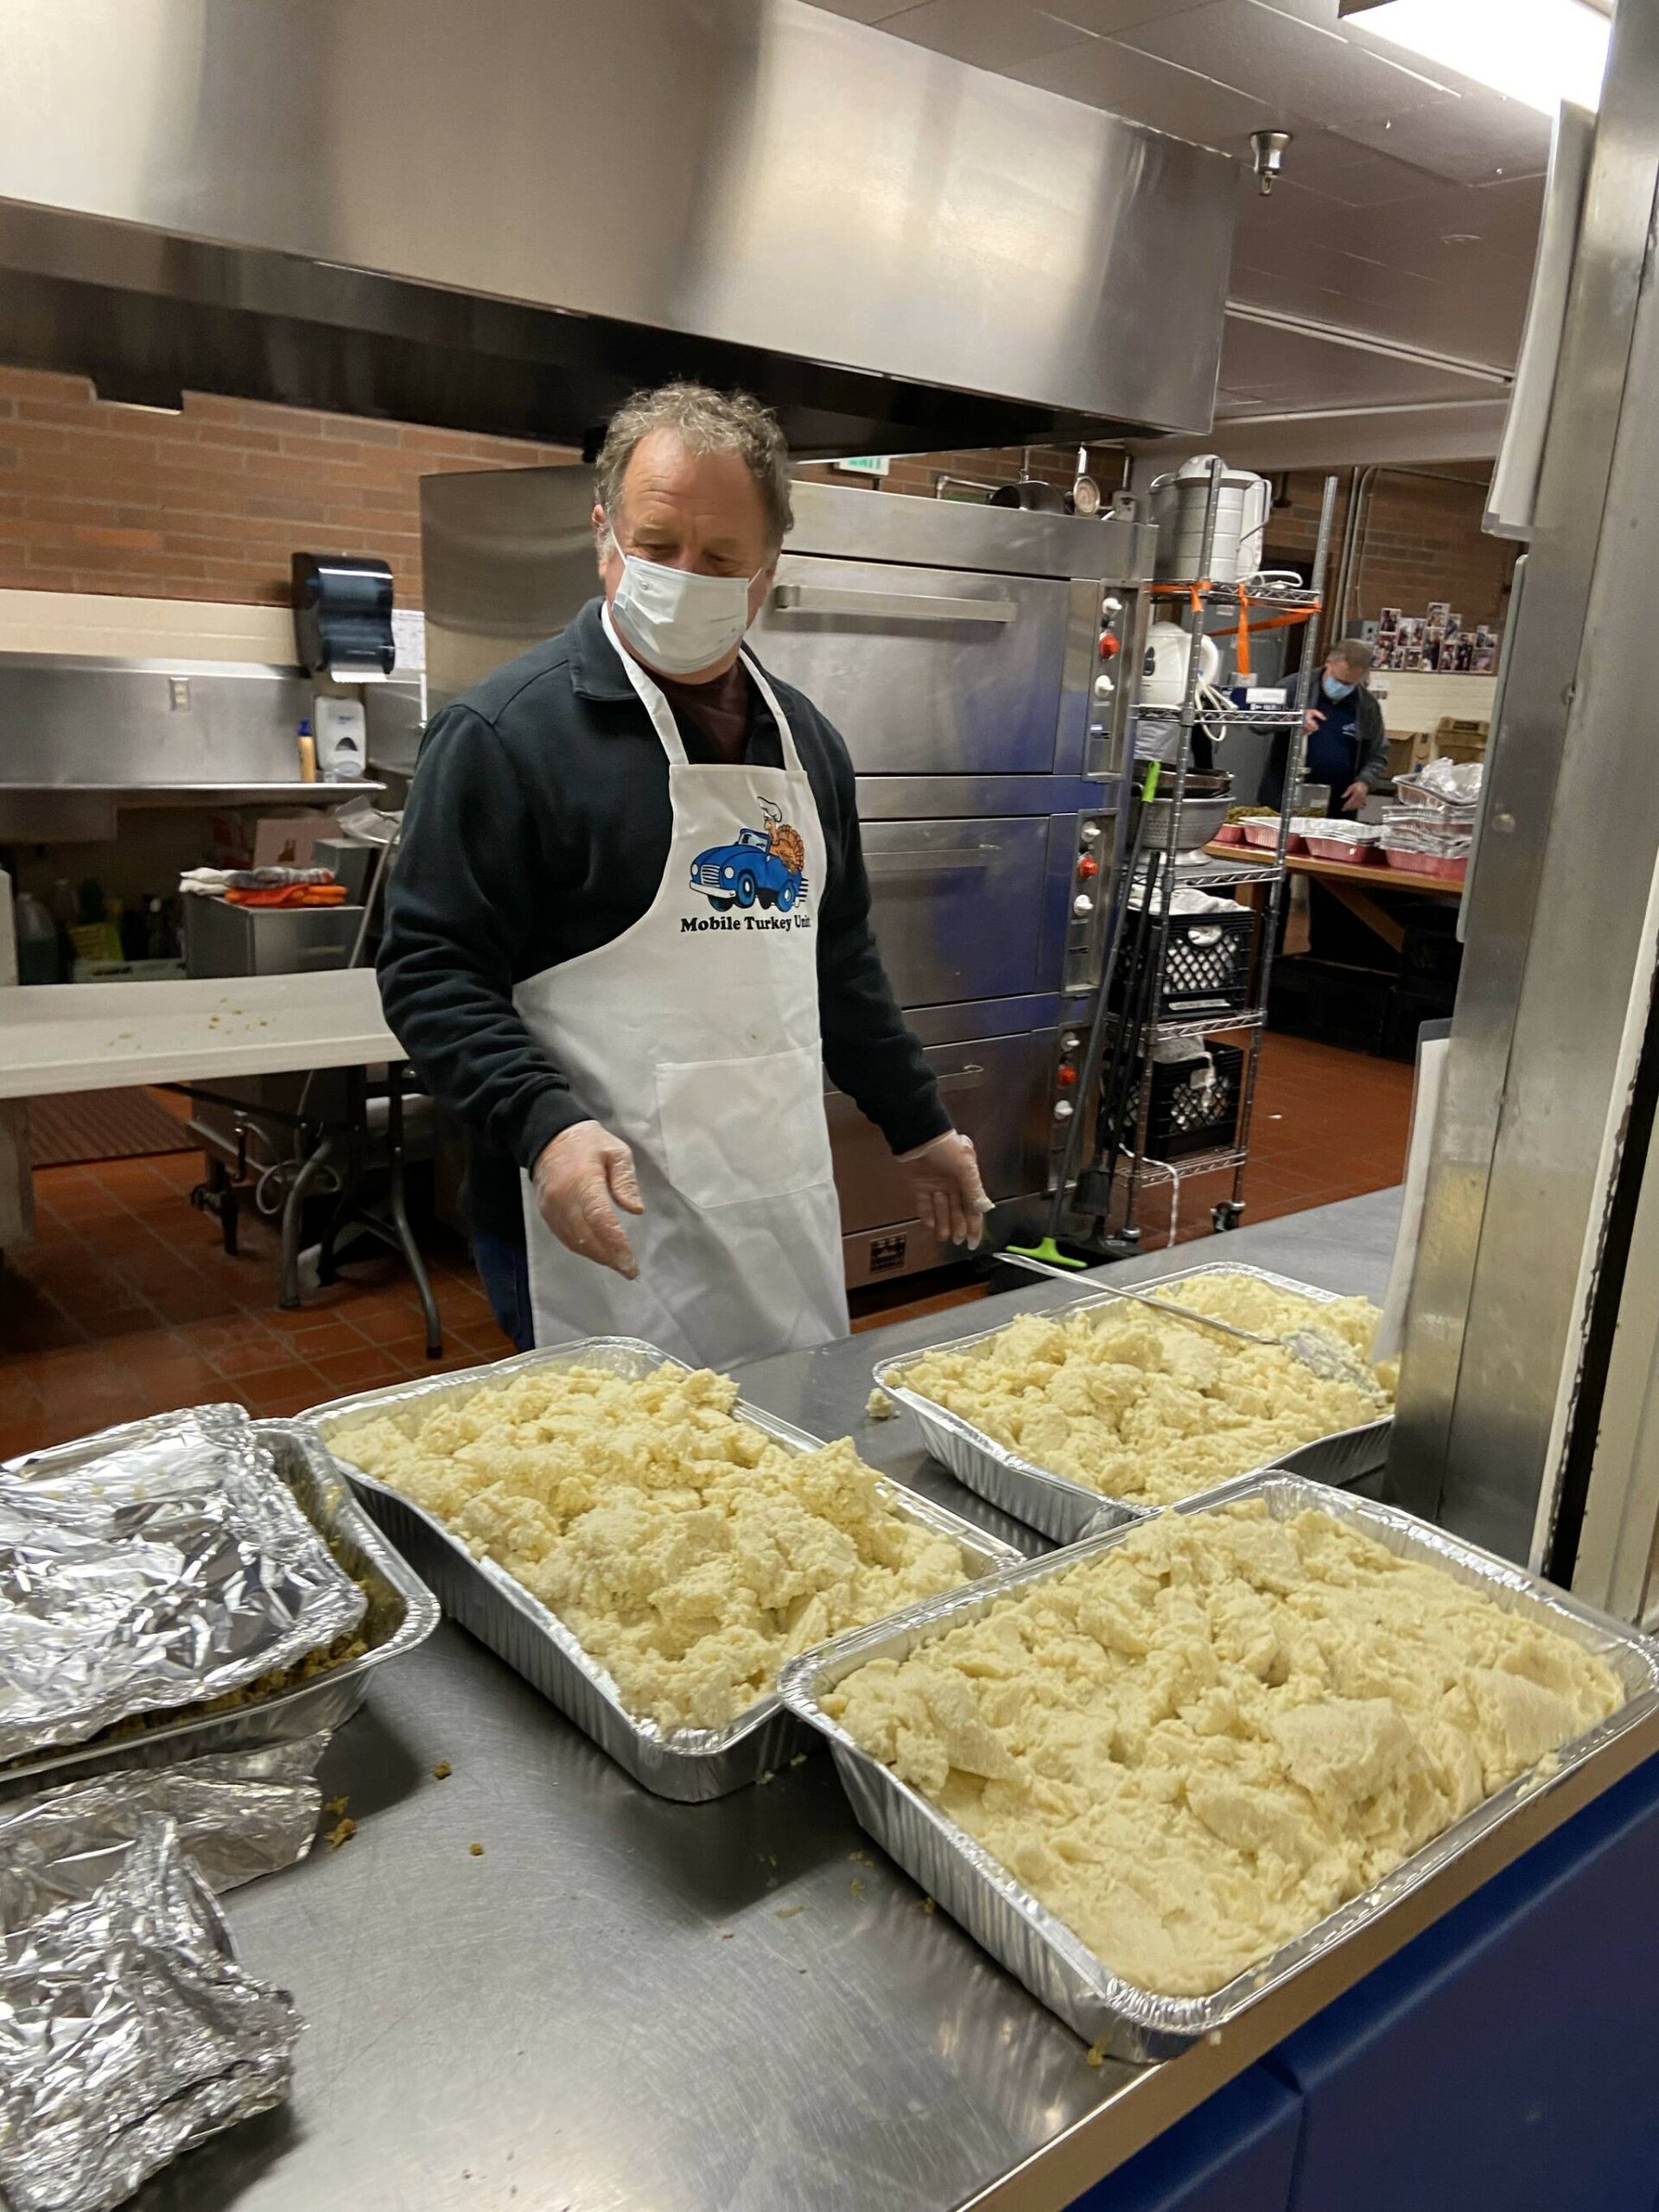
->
[1322, 671, 1357, 702]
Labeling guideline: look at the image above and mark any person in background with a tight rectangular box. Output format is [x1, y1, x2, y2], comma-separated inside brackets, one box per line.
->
[1259, 638, 1389, 817]
[378, 381, 990, 1370]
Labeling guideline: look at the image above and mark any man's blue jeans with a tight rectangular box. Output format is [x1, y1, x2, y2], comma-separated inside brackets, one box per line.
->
[473, 1230, 534, 1353]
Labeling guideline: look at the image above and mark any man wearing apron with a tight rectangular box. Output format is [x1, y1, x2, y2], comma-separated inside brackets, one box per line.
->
[380, 382, 990, 1370]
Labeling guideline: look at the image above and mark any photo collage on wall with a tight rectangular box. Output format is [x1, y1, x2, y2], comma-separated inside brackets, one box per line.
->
[1363, 602, 1498, 674]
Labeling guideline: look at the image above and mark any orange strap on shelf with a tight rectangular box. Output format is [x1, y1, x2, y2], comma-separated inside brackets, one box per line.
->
[1146, 583, 1320, 689]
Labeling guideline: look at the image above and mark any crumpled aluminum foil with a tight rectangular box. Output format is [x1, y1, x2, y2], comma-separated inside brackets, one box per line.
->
[0, 1815, 300, 2212]
[0, 1405, 365, 1763]
[0, 1733, 329, 1932]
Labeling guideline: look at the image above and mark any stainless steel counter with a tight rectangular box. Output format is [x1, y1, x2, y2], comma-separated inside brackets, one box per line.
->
[148, 1191, 1656, 2212]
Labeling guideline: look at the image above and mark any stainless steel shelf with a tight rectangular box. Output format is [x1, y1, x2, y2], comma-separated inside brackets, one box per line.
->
[1129, 854, 1283, 891]
[0, 781, 386, 807]
[1154, 1009, 1267, 1041]
[1135, 703, 1303, 729]
[1105, 1007, 1268, 1046]
[1132, 1143, 1249, 1180]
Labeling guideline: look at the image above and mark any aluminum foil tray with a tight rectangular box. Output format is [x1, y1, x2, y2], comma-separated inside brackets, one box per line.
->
[0, 1404, 364, 1764]
[871, 1262, 1392, 1543]
[779, 1473, 1659, 2062]
[306, 1338, 1025, 1805]
[0, 1419, 438, 1804]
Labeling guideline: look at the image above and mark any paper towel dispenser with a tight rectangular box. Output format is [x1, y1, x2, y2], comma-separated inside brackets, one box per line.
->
[291, 554, 395, 680]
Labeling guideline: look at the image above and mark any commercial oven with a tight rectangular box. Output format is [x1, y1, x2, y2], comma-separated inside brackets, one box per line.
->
[422, 474, 1153, 1285]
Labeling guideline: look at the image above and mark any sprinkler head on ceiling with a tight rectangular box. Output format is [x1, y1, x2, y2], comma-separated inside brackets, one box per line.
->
[1250, 129, 1294, 196]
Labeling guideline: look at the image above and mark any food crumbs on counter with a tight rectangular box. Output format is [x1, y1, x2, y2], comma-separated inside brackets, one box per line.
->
[430, 1759, 452, 1780]
[922, 1897, 937, 1915]
[850, 1878, 867, 1900]
[788, 1752, 807, 1768]
[1206, 2031, 1224, 2047]
[1085, 2043, 1106, 2069]
[759, 1769, 774, 1785]
[848, 1849, 868, 1861]
[323, 1795, 349, 1818]
[468, 1842, 485, 1857]
[720, 1931, 734, 1941]
[775, 1905, 807, 1920]
[324, 1817, 356, 1851]
[866, 1389, 897, 1421]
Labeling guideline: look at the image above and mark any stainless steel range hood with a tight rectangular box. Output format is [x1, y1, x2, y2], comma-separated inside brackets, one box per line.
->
[0, 0, 1237, 453]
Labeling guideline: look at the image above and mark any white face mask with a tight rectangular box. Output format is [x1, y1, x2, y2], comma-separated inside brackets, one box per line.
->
[608, 550, 760, 677]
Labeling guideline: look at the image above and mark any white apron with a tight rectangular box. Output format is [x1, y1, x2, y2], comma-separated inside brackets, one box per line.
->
[512, 605, 849, 1368]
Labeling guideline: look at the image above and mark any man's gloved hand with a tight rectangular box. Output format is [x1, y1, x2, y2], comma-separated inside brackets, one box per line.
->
[899, 1130, 994, 1249]
[1341, 779, 1369, 814]
[531, 1120, 644, 1278]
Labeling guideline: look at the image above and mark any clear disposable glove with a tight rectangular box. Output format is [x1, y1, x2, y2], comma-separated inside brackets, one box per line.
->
[898, 1129, 993, 1249]
[531, 1119, 644, 1279]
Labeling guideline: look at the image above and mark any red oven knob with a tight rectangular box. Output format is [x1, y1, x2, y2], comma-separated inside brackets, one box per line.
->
[1057, 1065, 1078, 1087]
[1077, 854, 1100, 880]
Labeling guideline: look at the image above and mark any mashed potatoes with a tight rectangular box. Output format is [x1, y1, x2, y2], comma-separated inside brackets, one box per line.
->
[826, 1503, 1623, 1999]
[333, 1363, 972, 1733]
[893, 1272, 1395, 1508]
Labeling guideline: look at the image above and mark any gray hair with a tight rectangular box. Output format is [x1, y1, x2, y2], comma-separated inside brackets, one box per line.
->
[1330, 637, 1376, 673]
[594, 382, 793, 551]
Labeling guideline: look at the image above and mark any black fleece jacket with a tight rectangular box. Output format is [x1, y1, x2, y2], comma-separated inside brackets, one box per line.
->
[378, 598, 948, 1242]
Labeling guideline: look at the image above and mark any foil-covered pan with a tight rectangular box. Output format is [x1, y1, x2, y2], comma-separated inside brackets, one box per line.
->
[779, 1474, 1659, 2061]
[307, 1338, 1025, 1804]
[0, 1420, 437, 1804]
[0, 1403, 364, 1762]
[0, 1815, 300, 2212]
[871, 1262, 1393, 1543]
[0, 1733, 328, 1931]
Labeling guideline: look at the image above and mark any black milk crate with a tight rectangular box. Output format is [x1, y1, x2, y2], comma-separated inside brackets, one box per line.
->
[1146, 1040, 1244, 1160]
[1154, 908, 1255, 1020]
[1268, 957, 1391, 1055]
[1399, 907, 1463, 988]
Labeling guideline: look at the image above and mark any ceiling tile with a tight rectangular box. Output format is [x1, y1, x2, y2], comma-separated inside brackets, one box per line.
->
[871, 0, 1092, 69]
[1339, 96, 1549, 187]
[1265, 126, 1456, 207]
[801, 0, 908, 19]
[1038, 0, 1211, 32]
[1113, 0, 1459, 127]
[1218, 315, 1501, 410]
[1007, 35, 1281, 145]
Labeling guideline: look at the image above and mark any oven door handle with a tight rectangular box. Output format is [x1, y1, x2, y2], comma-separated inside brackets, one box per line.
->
[771, 583, 1017, 625]
[864, 845, 1001, 874]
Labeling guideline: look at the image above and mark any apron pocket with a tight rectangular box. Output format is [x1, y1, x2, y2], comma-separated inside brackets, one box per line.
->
[657, 1047, 831, 1211]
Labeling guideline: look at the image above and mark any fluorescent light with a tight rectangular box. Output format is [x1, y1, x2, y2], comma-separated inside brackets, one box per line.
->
[1342, 0, 1609, 114]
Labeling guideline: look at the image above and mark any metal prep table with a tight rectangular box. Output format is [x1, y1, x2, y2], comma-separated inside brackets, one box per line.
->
[146, 1188, 1659, 2212]
[0, 970, 443, 1344]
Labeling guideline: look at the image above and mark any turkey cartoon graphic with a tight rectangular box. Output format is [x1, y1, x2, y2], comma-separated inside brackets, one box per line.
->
[689, 797, 810, 915]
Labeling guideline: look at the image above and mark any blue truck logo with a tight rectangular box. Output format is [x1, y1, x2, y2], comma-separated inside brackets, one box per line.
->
[689, 812, 807, 913]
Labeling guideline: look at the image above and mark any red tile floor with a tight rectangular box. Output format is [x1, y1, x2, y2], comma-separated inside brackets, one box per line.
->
[0, 1033, 1414, 1458]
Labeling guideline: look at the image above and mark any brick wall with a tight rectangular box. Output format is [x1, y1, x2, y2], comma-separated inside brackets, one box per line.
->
[0, 365, 1510, 632]
[0, 367, 576, 607]
[1266, 467, 1516, 632]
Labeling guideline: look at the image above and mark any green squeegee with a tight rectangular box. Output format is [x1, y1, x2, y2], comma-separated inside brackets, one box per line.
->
[1003, 1236, 1086, 1268]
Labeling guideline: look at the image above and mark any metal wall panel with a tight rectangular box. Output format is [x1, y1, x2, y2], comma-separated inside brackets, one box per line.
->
[1390, 0, 1659, 1565]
